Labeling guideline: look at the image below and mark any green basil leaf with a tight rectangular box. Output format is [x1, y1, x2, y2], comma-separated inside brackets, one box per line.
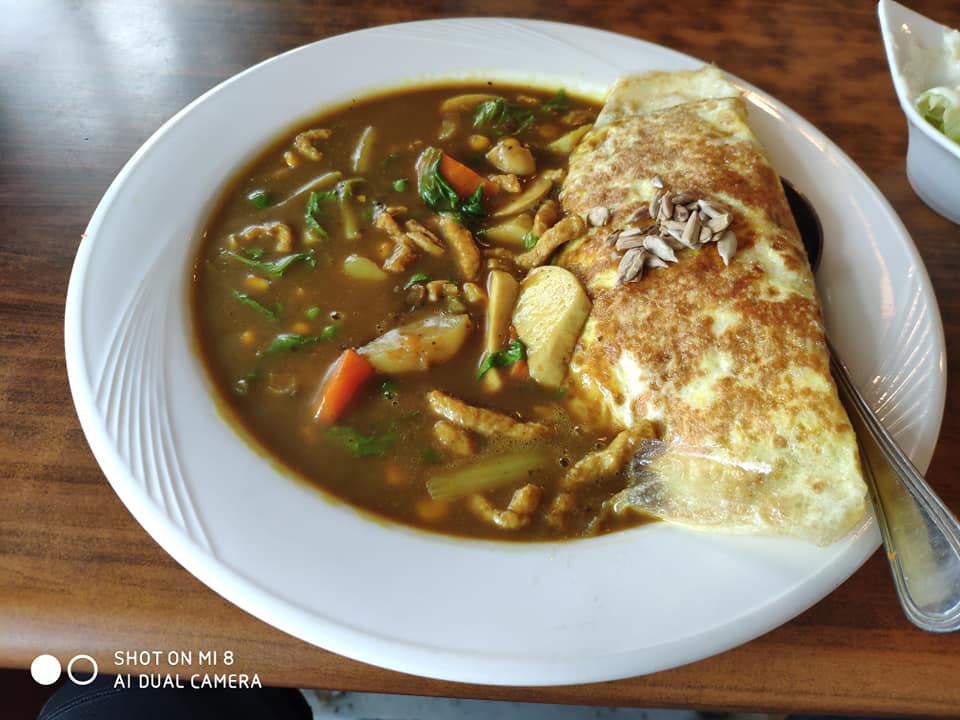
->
[522, 230, 538, 250]
[476, 338, 527, 379]
[541, 89, 570, 113]
[247, 190, 272, 209]
[403, 272, 431, 289]
[265, 333, 322, 354]
[224, 250, 317, 279]
[326, 425, 398, 457]
[231, 290, 280, 321]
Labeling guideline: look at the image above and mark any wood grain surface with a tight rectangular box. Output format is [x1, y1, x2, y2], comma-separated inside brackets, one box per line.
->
[2, 0, 959, 716]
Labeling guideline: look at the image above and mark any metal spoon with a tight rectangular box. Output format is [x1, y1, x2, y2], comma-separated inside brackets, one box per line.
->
[783, 178, 960, 632]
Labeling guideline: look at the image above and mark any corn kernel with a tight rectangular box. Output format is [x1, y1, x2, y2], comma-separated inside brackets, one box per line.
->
[462, 282, 486, 304]
[291, 321, 310, 335]
[384, 462, 409, 487]
[415, 497, 449, 522]
[468, 134, 491, 152]
[245, 275, 270, 293]
[239, 330, 256, 347]
[283, 150, 299, 168]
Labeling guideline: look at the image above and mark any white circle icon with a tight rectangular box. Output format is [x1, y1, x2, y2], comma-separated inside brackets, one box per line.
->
[67, 654, 99, 685]
[30, 655, 62, 685]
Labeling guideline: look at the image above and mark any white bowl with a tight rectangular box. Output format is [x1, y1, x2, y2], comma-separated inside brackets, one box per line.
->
[65, 19, 946, 685]
[879, 0, 960, 224]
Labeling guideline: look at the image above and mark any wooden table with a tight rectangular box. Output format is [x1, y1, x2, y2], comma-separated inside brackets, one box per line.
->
[3, 0, 959, 716]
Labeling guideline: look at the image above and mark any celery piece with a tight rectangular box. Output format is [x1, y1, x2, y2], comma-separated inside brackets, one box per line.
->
[426, 450, 547, 500]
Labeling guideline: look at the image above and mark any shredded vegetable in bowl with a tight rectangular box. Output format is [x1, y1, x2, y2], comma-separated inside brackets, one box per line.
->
[910, 29, 960, 144]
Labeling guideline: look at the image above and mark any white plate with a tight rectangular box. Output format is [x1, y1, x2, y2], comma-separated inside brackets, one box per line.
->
[65, 19, 946, 685]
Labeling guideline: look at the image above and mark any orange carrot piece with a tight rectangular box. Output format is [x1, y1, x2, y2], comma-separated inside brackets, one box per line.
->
[313, 349, 375, 424]
[440, 153, 499, 200]
[508, 357, 529, 382]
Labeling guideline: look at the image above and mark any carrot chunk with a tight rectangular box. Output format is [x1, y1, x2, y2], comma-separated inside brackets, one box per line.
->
[313, 349, 375, 424]
[440, 152, 499, 200]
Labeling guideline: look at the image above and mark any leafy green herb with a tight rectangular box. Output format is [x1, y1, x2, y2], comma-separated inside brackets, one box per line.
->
[421, 447, 441, 464]
[541, 89, 570, 113]
[522, 230, 538, 250]
[416, 147, 487, 228]
[224, 249, 317, 279]
[477, 339, 527, 379]
[404, 272, 431, 289]
[247, 190, 273, 209]
[380, 380, 397, 400]
[243, 247, 266, 260]
[305, 306, 321, 319]
[266, 332, 332, 354]
[392, 178, 409, 192]
[338, 178, 363, 200]
[305, 190, 336, 237]
[418, 147, 460, 210]
[472, 97, 536, 134]
[231, 290, 280, 321]
[327, 425, 398, 457]
[459, 184, 486, 226]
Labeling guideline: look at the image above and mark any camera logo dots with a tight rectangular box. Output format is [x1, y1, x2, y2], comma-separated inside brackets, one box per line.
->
[30, 655, 62, 685]
[31, 654, 99, 685]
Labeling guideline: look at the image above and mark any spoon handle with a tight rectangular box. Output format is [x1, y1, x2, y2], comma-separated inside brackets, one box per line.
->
[829, 339, 960, 632]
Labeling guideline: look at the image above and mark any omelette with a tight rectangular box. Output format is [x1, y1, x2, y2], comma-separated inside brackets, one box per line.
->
[557, 67, 867, 545]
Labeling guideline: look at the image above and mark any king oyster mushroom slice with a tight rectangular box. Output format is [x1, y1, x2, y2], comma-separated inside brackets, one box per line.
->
[716, 230, 737, 265]
[642, 234, 678, 263]
[617, 247, 647, 285]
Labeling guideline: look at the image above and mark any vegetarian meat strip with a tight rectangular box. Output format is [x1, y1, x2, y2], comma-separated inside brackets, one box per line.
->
[468, 484, 543, 529]
[432, 420, 475, 456]
[516, 215, 585, 269]
[560, 423, 657, 489]
[438, 216, 481, 281]
[425, 390, 549, 441]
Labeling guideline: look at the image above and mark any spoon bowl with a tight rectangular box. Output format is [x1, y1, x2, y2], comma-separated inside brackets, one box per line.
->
[785, 178, 960, 632]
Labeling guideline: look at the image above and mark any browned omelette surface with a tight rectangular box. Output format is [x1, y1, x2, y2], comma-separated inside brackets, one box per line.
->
[557, 69, 867, 544]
